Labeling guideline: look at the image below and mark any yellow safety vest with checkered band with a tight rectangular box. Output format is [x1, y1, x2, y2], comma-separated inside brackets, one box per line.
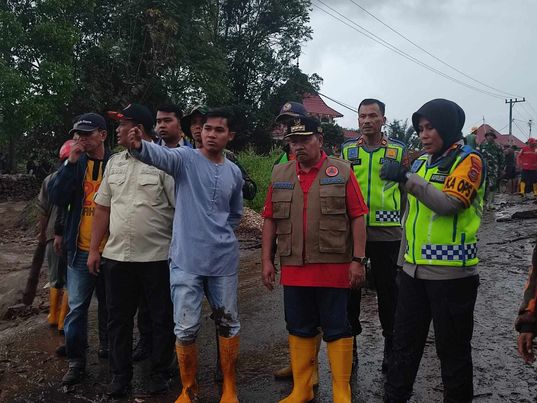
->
[341, 137, 405, 227]
[404, 145, 485, 267]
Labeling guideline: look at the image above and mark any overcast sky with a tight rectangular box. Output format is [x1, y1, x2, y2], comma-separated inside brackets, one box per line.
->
[300, 0, 537, 141]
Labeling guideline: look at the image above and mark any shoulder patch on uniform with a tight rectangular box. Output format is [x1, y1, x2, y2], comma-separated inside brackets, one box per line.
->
[320, 176, 346, 185]
[272, 181, 294, 190]
[410, 158, 425, 173]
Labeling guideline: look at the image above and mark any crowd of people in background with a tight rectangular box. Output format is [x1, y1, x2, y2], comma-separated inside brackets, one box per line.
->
[30, 97, 537, 403]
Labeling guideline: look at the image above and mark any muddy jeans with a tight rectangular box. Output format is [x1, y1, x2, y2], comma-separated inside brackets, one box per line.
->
[385, 271, 479, 403]
[64, 250, 108, 368]
[169, 264, 240, 343]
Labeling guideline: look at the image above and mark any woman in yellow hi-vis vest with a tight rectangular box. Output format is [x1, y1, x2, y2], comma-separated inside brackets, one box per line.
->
[380, 99, 485, 403]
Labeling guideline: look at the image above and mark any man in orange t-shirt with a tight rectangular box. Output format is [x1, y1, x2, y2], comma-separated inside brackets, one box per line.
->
[49, 113, 112, 386]
[262, 116, 368, 402]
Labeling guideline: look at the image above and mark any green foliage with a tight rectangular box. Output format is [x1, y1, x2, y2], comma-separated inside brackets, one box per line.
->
[0, 0, 316, 169]
[321, 122, 344, 149]
[238, 147, 283, 212]
[386, 119, 421, 150]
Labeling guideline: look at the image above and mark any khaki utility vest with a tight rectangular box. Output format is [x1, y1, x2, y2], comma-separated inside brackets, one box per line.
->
[271, 157, 353, 265]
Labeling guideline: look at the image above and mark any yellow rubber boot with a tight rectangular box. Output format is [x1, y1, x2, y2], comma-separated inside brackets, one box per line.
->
[47, 288, 60, 326]
[275, 333, 321, 387]
[520, 181, 526, 196]
[326, 337, 353, 403]
[175, 343, 198, 403]
[57, 290, 69, 333]
[312, 334, 321, 387]
[279, 335, 317, 403]
[219, 335, 239, 403]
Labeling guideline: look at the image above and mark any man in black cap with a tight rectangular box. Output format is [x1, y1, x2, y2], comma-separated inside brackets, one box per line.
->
[273, 101, 309, 165]
[49, 112, 112, 385]
[262, 116, 368, 402]
[89, 104, 176, 397]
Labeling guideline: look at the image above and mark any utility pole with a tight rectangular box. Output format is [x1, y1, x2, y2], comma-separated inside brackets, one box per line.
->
[505, 98, 525, 144]
[529, 119, 533, 138]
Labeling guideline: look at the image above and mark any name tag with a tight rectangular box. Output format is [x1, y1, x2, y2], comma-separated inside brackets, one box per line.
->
[320, 176, 346, 185]
[273, 181, 294, 190]
[430, 174, 447, 183]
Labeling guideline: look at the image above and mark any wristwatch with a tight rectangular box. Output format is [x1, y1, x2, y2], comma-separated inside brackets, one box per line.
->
[352, 256, 368, 265]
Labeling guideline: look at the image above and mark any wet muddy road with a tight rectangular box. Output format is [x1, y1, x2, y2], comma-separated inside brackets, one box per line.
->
[0, 195, 536, 402]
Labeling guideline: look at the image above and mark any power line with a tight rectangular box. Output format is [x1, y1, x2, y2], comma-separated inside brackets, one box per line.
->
[517, 103, 536, 121]
[513, 120, 529, 140]
[527, 101, 537, 117]
[346, 0, 522, 98]
[313, 1, 506, 100]
[318, 92, 357, 113]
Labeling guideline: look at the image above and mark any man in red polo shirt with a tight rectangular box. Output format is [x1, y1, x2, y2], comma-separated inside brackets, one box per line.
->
[262, 116, 368, 402]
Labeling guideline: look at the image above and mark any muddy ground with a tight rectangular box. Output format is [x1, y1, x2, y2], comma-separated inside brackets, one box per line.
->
[0, 194, 536, 402]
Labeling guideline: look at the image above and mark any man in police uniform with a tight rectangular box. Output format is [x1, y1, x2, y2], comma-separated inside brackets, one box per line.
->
[262, 116, 368, 402]
[341, 98, 407, 372]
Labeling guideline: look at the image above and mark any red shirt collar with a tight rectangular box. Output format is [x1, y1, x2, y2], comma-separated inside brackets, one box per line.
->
[296, 151, 327, 174]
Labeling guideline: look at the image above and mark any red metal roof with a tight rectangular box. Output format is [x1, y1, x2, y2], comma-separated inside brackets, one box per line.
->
[343, 129, 359, 139]
[474, 124, 526, 148]
[302, 93, 343, 118]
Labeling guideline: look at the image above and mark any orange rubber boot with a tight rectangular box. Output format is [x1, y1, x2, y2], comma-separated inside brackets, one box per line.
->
[57, 290, 69, 333]
[219, 335, 239, 403]
[175, 343, 198, 403]
[47, 288, 60, 326]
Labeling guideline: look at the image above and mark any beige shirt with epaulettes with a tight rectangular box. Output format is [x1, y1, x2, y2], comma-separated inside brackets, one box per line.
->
[94, 150, 175, 262]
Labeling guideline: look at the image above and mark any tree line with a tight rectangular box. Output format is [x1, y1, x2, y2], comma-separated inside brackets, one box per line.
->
[0, 0, 319, 171]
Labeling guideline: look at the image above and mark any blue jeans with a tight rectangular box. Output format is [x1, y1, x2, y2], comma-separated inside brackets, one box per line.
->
[64, 250, 107, 367]
[169, 264, 240, 343]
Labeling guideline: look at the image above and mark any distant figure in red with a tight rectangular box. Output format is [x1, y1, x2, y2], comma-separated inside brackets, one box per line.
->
[517, 138, 537, 197]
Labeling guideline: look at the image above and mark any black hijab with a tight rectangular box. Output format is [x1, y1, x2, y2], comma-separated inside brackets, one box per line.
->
[412, 99, 465, 156]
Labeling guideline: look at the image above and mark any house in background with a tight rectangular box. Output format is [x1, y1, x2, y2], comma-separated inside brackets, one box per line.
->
[302, 93, 344, 123]
[272, 92, 345, 140]
[474, 124, 526, 148]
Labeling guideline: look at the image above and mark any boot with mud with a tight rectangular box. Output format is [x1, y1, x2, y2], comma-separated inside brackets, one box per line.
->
[279, 335, 317, 403]
[61, 364, 85, 386]
[57, 290, 69, 334]
[326, 337, 353, 403]
[275, 334, 321, 387]
[175, 342, 198, 403]
[218, 335, 239, 403]
[47, 288, 60, 326]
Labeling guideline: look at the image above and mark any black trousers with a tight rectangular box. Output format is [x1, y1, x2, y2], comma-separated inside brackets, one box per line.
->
[385, 271, 479, 403]
[104, 259, 175, 384]
[137, 294, 152, 341]
[347, 240, 400, 337]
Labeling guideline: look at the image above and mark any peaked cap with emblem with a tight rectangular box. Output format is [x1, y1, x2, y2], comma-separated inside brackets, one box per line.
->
[284, 116, 322, 139]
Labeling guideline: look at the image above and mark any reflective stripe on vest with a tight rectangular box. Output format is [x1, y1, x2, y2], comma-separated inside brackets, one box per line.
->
[404, 148, 485, 267]
[342, 141, 404, 227]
